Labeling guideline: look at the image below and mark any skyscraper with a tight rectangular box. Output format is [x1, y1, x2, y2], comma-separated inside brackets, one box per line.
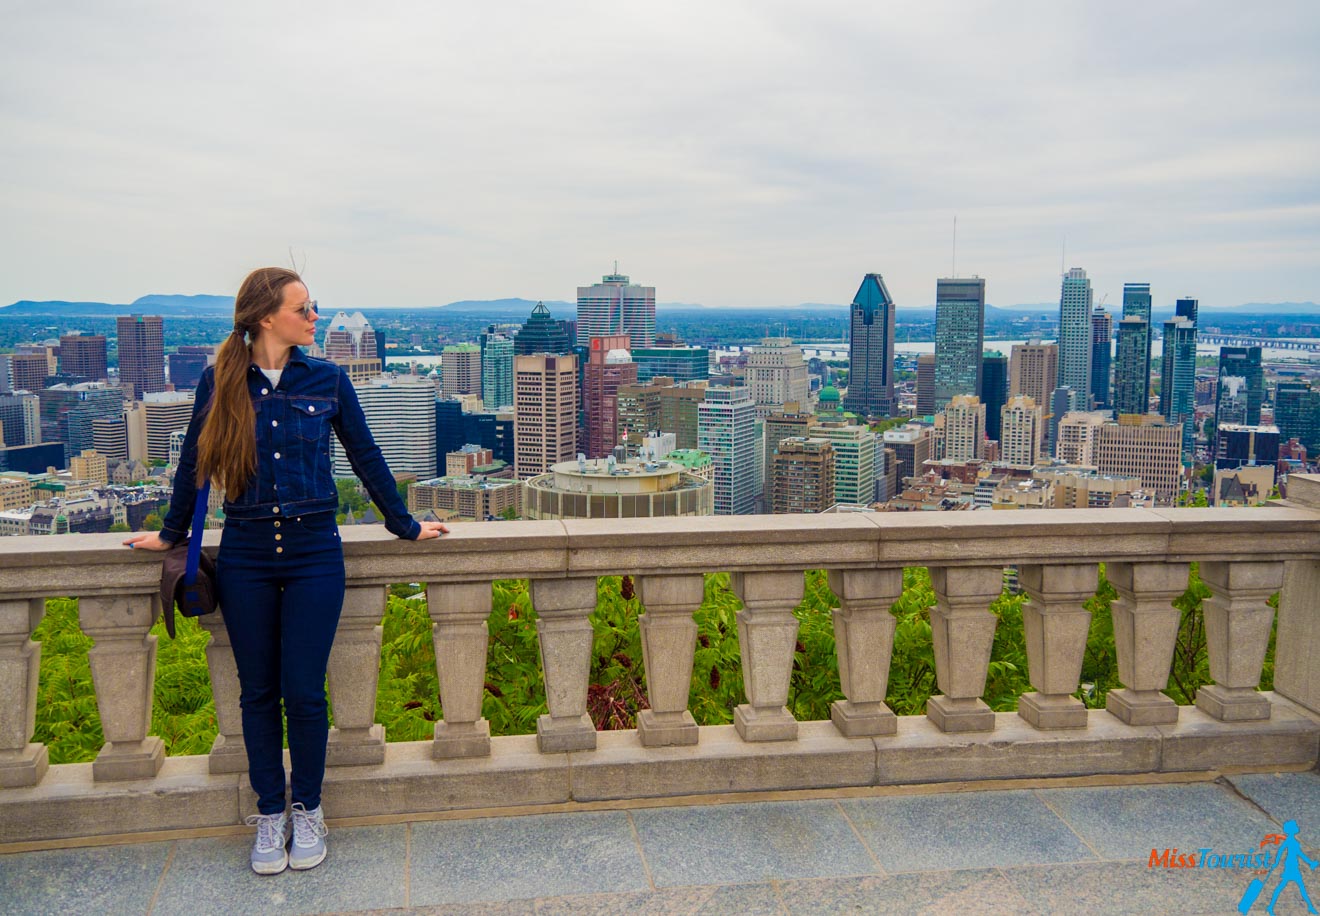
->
[1175, 297, 1198, 324]
[1115, 283, 1152, 415]
[842, 273, 896, 419]
[807, 419, 877, 508]
[1095, 415, 1183, 505]
[167, 345, 214, 391]
[1275, 381, 1320, 454]
[999, 396, 1043, 469]
[0, 353, 51, 394]
[1090, 308, 1113, 410]
[980, 351, 1008, 442]
[142, 391, 196, 462]
[770, 438, 835, 514]
[58, 334, 108, 382]
[744, 338, 810, 418]
[322, 311, 378, 361]
[331, 376, 437, 478]
[0, 392, 41, 447]
[115, 315, 166, 400]
[583, 335, 638, 458]
[441, 344, 482, 399]
[933, 277, 985, 409]
[38, 382, 124, 463]
[1160, 316, 1197, 460]
[1009, 341, 1058, 408]
[1057, 269, 1093, 412]
[514, 353, 578, 479]
[939, 395, 986, 461]
[515, 302, 573, 356]
[698, 386, 757, 515]
[480, 334, 515, 410]
[915, 354, 936, 416]
[576, 272, 656, 349]
[1215, 346, 1263, 428]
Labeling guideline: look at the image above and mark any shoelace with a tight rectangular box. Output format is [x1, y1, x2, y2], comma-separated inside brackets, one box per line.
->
[291, 804, 327, 846]
[245, 813, 285, 852]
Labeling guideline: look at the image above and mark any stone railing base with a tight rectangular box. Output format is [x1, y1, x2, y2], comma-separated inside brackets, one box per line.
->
[2, 693, 1316, 846]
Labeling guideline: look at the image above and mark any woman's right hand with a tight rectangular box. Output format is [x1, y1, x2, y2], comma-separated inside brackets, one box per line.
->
[123, 532, 172, 551]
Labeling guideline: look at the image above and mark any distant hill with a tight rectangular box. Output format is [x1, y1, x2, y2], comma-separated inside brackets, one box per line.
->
[131, 294, 234, 312]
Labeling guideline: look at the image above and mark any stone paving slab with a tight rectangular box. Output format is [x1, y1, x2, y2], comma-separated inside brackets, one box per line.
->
[630, 800, 878, 888]
[837, 789, 1097, 873]
[779, 870, 1031, 914]
[1229, 770, 1320, 845]
[0, 840, 171, 914]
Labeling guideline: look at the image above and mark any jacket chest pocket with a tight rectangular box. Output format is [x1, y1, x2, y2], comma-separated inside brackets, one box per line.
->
[289, 399, 336, 441]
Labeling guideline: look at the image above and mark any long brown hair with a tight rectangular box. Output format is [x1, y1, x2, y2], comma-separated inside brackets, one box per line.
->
[196, 267, 302, 496]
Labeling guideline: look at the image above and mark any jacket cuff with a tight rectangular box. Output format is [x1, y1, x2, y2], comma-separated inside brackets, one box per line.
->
[159, 527, 185, 546]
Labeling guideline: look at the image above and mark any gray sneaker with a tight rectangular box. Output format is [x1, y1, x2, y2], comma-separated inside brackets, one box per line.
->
[245, 810, 290, 875]
[289, 803, 328, 870]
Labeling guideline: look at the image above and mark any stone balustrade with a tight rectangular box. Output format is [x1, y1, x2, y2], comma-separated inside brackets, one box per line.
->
[2, 476, 1320, 845]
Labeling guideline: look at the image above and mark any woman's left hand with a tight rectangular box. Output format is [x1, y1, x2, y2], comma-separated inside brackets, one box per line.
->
[415, 521, 449, 540]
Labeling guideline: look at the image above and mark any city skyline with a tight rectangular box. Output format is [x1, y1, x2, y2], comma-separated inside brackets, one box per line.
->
[3, 4, 1317, 311]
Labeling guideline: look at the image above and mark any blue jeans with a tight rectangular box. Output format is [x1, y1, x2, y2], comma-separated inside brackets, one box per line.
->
[216, 511, 345, 815]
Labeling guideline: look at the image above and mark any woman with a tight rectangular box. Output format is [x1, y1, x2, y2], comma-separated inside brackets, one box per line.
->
[125, 267, 446, 874]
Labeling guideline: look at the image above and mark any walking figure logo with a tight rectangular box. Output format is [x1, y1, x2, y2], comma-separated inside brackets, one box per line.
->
[1238, 819, 1317, 915]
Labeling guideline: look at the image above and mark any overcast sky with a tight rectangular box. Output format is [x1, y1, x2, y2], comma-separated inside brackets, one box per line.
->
[3, 1, 1318, 311]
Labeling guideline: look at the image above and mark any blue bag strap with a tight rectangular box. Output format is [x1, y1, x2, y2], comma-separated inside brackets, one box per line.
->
[185, 480, 210, 586]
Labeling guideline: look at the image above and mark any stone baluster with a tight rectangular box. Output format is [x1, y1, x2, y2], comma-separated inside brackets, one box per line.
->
[927, 567, 1002, 732]
[636, 574, 703, 747]
[1017, 564, 1097, 729]
[197, 612, 246, 773]
[1196, 561, 1284, 721]
[529, 578, 597, 752]
[826, 569, 903, 736]
[730, 571, 804, 742]
[1105, 562, 1188, 725]
[428, 582, 493, 758]
[0, 598, 48, 788]
[79, 594, 165, 781]
[326, 586, 387, 766]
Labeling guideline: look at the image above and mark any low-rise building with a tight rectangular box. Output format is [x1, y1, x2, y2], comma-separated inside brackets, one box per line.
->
[523, 456, 713, 520]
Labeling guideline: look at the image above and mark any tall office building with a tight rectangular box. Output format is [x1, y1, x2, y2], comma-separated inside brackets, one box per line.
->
[1275, 381, 1320, 454]
[745, 338, 810, 418]
[58, 334, 108, 381]
[1175, 297, 1198, 324]
[1047, 386, 1075, 456]
[1113, 317, 1152, 415]
[1090, 308, 1113, 410]
[999, 397, 1043, 469]
[0, 353, 52, 395]
[933, 277, 985, 409]
[514, 354, 578, 479]
[331, 376, 437, 478]
[142, 392, 195, 463]
[515, 302, 573, 356]
[770, 438, 835, 514]
[1057, 269, 1093, 411]
[1115, 283, 1152, 414]
[915, 354, 936, 416]
[576, 272, 655, 349]
[0, 392, 41, 447]
[980, 351, 1008, 442]
[883, 424, 934, 482]
[1160, 317, 1197, 460]
[1215, 346, 1263, 428]
[1009, 341, 1058, 408]
[583, 335, 638, 458]
[168, 345, 214, 391]
[480, 334, 514, 410]
[763, 406, 816, 494]
[441, 344, 482, 399]
[323, 311, 378, 361]
[939, 395, 986, 461]
[38, 382, 124, 462]
[842, 273, 897, 419]
[698, 386, 758, 515]
[1055, 411, 1107, 466]
[1095, 415, 1183, 505]
[808, 420, 877, 508]
[116, 315, 166, 400]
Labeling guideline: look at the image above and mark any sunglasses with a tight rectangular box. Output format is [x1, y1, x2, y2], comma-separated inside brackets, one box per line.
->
[288, 300, 318, 320]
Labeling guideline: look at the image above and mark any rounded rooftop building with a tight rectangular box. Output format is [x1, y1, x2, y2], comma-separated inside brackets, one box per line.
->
[523, 456, 713, 520]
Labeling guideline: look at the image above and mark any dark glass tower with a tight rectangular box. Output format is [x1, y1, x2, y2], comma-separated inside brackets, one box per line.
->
[1160, 317, 1197, 460]
[1214, 346, 1263, 427]
[842, 274, 896, 419]
[515, 302, 573, 356]
[933, 277, 985, 409]
[980, 351, 1008, 442]
[1090, 308, 1113, 410]
[1114, 283, 1152, 415]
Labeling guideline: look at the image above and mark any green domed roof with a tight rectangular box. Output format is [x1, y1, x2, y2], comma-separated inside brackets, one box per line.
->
[819, 385, 840, 403]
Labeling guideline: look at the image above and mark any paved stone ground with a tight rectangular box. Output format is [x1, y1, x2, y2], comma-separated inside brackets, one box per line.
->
[2, 771, 1318, 915]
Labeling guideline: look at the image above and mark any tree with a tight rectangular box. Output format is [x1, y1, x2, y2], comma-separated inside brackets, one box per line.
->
[109, 522, 130, 533]
[499, 506, 519, 521]
[142, 513, 163, 531]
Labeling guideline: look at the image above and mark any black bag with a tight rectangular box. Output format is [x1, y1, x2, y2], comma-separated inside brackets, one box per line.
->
[158, 481, 217, 638]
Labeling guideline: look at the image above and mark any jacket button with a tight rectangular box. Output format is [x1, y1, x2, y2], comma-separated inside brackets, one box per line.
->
[274, 521, 281, 528]
[261, 388, 269, 395]
[308, 405, 315, 412]
[274, 452, 281, 459]
[275, 534, 282, 541]
[276, 547, 283, 554]
[273, 507, 280, 514]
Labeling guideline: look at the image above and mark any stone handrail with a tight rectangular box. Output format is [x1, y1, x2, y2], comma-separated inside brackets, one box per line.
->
[1, 475, 1319, 844]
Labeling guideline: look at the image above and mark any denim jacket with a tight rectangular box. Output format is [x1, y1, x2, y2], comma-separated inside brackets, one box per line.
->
[161, 347, 421, 543]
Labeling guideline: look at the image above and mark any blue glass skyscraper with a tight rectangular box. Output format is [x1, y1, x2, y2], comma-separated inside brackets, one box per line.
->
[842, 274, 896, 419]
